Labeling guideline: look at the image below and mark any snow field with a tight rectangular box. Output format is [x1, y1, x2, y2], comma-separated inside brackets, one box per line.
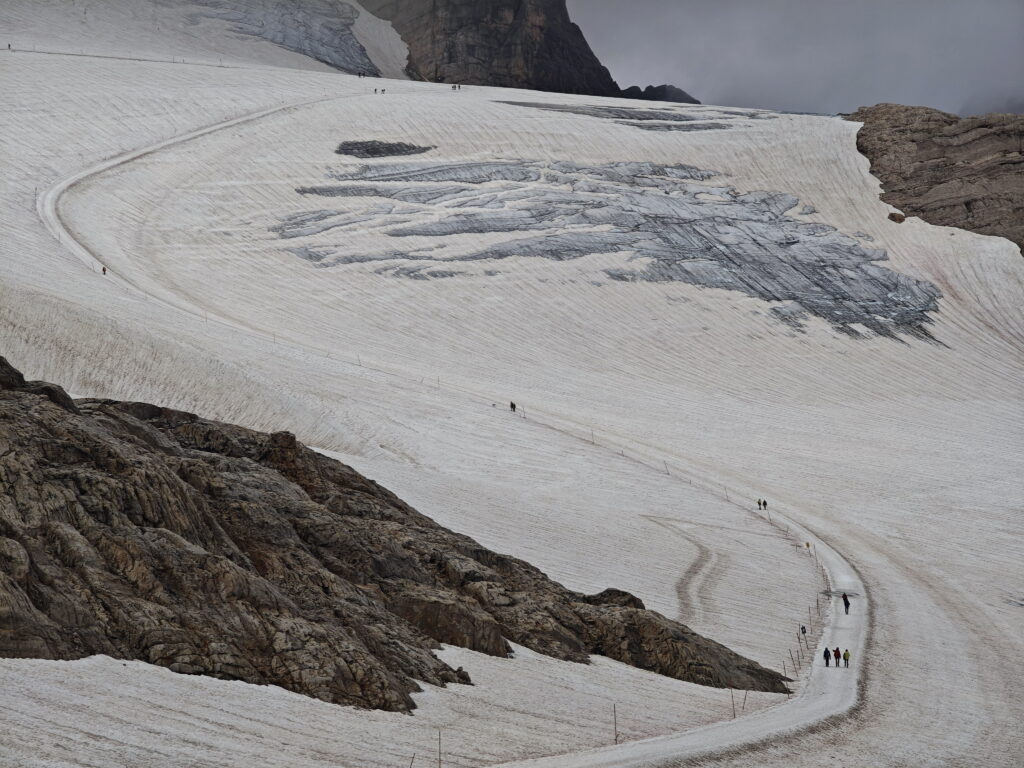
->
[1, 5, 1022, 766]
[0, 648, 782, 768]
[2, 53, 821, 764]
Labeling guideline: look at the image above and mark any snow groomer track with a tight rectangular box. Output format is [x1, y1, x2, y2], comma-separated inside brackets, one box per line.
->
[2, 2, 1023, 767]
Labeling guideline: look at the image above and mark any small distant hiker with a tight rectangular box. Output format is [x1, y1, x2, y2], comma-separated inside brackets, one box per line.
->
[374, 88, 378, 94]
[510, 401, 516, 413]
[833, 647, 841, 667]
[381, 88, 386, 94]
[763, 499, 768, 510]
[101, 266, 106, 275]
[843, 649, 851, 668]
[823, 648, 830, 667]
[842, 592, 850, 615]
[757, 498, 763, 510]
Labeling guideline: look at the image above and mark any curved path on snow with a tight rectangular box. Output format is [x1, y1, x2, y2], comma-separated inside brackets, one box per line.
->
[35, 79, 868, 766]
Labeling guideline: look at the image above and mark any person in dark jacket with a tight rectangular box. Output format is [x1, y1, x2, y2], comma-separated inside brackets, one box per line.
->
[510, 401, 516, 413]
[833, 647, 841, 667]
[842, 592, 851, 615]
[823, 647, 830, 667]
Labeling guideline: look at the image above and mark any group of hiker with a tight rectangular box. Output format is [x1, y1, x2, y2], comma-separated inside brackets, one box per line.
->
[824, 646, 851, 667]
[758, 498, 857, 672]
[824, 593, 855, 667]
[366, 75, 463, 95]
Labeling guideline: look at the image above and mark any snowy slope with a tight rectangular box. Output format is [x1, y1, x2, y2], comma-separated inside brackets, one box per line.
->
[3, 0, 408, 76]
[1, 3, 1023, 767]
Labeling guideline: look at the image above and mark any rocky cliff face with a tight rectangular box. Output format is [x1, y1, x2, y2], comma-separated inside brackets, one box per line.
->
[0, 357, 787, 712]
[850, 104, 1024, 251]
[359, 0, 619, 94]
[358, 0, 698, 102]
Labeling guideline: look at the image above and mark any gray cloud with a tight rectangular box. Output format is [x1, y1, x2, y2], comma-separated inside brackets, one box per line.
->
[567, 0, 1024, 115]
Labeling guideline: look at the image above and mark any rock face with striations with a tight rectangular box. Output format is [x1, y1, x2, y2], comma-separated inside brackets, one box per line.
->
[849, 104, 1024, 251]
[0, 356, 788, 712]
[358, 0, 698, 103]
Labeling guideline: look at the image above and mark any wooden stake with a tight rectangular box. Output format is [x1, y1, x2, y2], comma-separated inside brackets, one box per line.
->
[613, 702, 618, 744]
[730, 689, 736, 719]
[741, 689, 748, 712]
[437, 730, 441, 768]
[783, 659, 787, 677]
[409, 755, 415, 768]
[789, 648, 797, 671]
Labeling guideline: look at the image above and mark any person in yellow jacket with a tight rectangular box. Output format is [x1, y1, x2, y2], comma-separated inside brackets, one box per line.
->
[843, 649, 851, 668]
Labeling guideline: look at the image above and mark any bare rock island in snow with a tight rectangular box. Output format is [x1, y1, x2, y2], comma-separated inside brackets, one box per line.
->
[850, 103, 1024, 250]
[0, 356, 789, 712]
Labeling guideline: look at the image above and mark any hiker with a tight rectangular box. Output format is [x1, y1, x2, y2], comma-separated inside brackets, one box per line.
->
[842, 592, 850, 615]
[757, 498, 763, 510]
[374, 88, 378, 94]
[763, 499, 768, 510]
[843, 649, 851, 668]
[823, 648, 830, 667]
[381, 88, 386, 94]
[510, 401, 516, 413]
[101, 266, 106, 275]
[833, 647, 841, 667]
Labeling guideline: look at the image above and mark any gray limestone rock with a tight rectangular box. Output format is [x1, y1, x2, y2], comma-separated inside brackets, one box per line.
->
[849, 104, 1024, 252]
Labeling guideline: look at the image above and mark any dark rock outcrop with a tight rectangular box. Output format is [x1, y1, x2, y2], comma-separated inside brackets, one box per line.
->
[0, 356, 788, 711]
[621, 84, 700, 105]
[359, 0, 620, 95]
[358, 0, 697, 102]
[849, 104, 1024, 251]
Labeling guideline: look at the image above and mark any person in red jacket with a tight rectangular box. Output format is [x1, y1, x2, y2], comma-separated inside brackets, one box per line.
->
[833, 647, 841, 667]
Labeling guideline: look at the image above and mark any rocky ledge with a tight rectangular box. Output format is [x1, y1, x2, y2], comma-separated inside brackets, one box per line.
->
[849, 104, 1024, 251]
[0, 356, 788, 711]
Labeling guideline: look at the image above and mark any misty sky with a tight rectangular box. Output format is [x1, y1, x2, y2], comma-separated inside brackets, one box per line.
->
[567, 0, 1024, 115]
